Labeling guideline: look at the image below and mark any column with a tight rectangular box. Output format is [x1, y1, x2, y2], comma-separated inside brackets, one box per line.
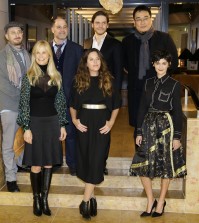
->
[0, 0, 8, 188]
[0, 0, 8, 49]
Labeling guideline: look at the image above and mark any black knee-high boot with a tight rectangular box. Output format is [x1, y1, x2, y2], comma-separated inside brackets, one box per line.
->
[30, 172, 42, 216]
[41, 168, 52, 216]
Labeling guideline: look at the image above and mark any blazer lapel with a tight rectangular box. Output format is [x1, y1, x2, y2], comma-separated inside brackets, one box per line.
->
[100, 34, 112, 54]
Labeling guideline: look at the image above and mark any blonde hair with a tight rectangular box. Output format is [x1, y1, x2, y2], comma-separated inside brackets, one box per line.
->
[27, 40, 62, 89]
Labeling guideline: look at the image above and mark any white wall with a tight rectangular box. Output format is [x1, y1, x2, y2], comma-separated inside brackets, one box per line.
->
[0, 0, 8, 49]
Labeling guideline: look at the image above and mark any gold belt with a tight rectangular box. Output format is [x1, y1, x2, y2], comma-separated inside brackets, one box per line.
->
[82, 104, 107, 109]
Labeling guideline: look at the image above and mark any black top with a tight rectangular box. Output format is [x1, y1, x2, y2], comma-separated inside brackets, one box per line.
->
[137, 74, 182, 140]
[70, 76, 121, 113]
[30, 65, 58, 117]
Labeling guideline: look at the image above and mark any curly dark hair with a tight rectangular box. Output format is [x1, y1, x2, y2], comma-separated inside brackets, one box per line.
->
[75, 48, 113, 96]
[152, 50, 172, 64]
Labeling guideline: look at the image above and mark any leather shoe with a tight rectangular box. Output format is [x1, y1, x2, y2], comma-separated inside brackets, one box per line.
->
[7, 181, 20, 192]
[69, 167, 76, 176]
[17, 165, 30, 172]
[104, 167, 108, 175]
[152, 201, 166, 217]
[140, 199, 157, 217]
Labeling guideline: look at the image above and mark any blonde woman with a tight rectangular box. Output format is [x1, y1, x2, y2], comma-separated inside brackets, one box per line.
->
[17, 40, 67, 217]
[70, 48, 121, 219]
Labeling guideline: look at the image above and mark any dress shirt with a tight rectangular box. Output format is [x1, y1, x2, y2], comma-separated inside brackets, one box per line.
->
[92, 32, 107, 51]
[53, 40, 67, 54]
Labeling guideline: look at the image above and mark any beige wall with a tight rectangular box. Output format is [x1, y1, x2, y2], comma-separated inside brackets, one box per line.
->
[0, 0, 8, 49]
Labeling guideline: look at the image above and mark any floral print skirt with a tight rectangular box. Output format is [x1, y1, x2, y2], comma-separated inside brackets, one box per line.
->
[130, 111, 187, 178]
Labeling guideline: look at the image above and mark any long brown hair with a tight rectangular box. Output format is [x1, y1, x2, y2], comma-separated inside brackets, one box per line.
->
[75, 48, 113, 96]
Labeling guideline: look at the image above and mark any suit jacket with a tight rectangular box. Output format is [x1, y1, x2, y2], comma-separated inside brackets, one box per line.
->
[52, 40, 83, 105]
[84, 34, 123, 89]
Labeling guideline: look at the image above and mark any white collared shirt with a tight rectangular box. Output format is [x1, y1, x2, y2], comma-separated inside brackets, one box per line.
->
[53, 39, 67, 54]
[92, 32, 107, 51]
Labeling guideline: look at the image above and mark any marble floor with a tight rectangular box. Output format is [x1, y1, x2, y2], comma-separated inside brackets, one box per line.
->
[0, 205, 199, 223]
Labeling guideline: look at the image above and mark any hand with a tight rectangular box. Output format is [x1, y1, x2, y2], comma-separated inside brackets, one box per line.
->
[24, 130, 33, 144]
[73, 119, 88, 132]
[136, 136, 142, 147]
[173, 139, 181, 150]
[59, 127, 67, 141]
[99, 121, 113, 134]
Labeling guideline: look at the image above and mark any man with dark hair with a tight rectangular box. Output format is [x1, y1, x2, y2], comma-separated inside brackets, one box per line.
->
[0, 21, 31, 192]
[84, 11, 123, 175]
[84, 11, 123, 90]
[122, 5, 178, 128]
[51, 17, 83, 176]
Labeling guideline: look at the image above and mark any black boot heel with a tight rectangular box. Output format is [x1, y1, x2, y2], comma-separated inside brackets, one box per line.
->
[90, 197, 97, 216]
[33, 194, 42, 216]
[79, 201, 91, 220]
[140, 199, 157, 217]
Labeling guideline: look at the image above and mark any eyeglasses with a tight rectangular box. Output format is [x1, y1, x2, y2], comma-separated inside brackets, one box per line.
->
[9, 30, 23, 35]
[134, 17, 151, 23]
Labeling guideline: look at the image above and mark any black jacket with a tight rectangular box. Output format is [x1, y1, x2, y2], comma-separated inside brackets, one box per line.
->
[84, 34, 123, 90]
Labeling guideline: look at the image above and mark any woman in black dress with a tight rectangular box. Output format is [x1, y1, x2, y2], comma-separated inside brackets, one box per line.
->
[130, 50, 186, 217]
[17, 40, 67, 216]
[70, 48, 121, 219]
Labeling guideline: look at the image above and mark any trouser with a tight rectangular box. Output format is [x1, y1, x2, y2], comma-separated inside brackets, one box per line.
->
[65, 109, 76, 169]
[1, 111, 23, 181]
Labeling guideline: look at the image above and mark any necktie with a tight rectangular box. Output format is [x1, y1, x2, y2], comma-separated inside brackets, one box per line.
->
[55, 44, 63, 60]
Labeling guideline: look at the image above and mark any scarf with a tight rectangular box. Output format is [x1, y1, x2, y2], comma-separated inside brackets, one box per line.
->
[5, 44, 31, 88]
[134, 27, 154, 80]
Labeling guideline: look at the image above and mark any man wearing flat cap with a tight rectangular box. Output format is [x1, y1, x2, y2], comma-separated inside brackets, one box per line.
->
[0, 21, 31, 192]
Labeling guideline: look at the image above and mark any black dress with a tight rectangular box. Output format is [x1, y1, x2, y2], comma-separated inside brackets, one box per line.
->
[130, 74, 187, 178]
[70, 76, 121, 184]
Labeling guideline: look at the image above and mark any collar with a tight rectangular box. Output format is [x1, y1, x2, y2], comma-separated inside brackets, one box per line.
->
[93, 32, 107, 43]
[53, 39, 67, 47]
[154, 74, 169, 84]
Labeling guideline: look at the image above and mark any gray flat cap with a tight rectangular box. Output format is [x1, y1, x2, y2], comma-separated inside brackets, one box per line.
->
[4, 21, 24, 33]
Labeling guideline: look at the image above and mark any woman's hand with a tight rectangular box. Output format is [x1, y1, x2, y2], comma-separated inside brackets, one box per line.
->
[173, 139, 181, 150]
[24, 130, 33, 144]
[136, 136, 142, 147]
[59, 127, 67, 141]
[73, 118, 88, 132]
[99, 120, 113, 134]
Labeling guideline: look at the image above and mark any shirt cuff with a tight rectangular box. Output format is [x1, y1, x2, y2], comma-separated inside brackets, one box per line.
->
[136, 128, 142, 136]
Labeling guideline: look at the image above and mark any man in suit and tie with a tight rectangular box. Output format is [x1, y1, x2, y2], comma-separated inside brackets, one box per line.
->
[51, 17, 83, 175]
[122, 5, 178, 129]
[84, 11, 123, 175]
